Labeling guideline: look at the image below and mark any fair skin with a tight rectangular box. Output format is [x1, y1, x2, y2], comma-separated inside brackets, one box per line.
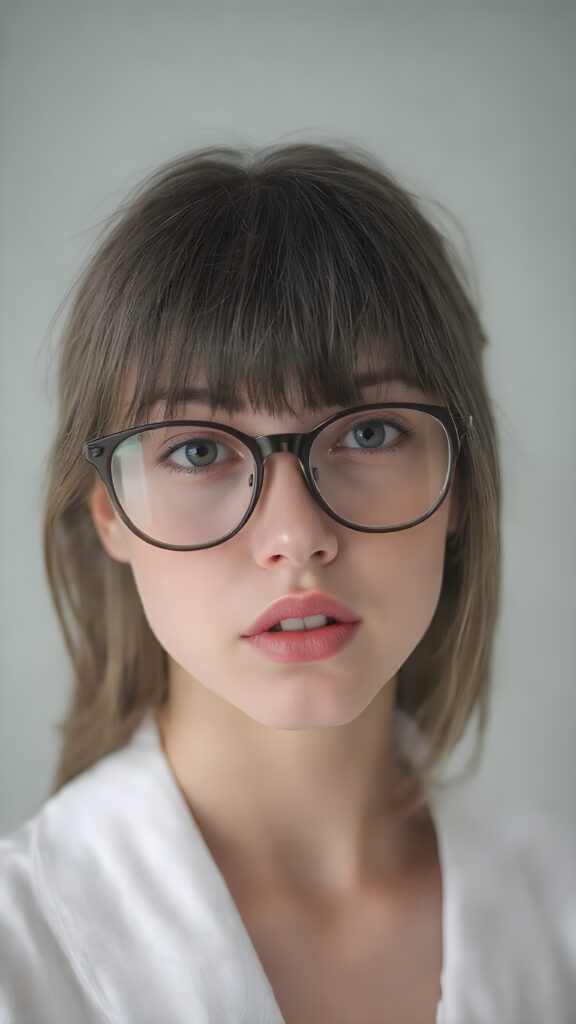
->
[90, 378, 453, 1023]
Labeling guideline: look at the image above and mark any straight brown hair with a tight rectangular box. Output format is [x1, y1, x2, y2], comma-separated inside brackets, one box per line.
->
[44, 142, 500, 814]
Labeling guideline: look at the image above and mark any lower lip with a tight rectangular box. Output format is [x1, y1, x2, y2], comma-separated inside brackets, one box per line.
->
[244, 622, 360, 663]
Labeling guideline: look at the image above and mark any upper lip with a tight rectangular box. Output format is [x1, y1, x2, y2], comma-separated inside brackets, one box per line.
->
[243, 592, 360, 636]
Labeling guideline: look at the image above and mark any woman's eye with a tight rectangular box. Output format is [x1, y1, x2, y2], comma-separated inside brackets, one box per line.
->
[341, 419, 402, 450]
[168, 438, 227, 469]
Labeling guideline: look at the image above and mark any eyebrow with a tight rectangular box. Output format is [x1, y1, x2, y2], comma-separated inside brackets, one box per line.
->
[138, 373, 409, 418]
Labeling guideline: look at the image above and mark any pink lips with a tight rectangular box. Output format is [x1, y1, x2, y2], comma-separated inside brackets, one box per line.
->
[242, 592, 361, 663]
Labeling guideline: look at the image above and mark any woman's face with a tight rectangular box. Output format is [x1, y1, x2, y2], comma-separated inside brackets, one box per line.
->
[90, 378, 456, 730]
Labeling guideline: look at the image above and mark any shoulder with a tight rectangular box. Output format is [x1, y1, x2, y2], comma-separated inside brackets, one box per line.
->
[484, 802, 576, 947]
[434, 790, 576, 892]
[399, 710, 576, 934]
[431, 789, 576, 1022]
[0, 805, 106, 1022]
[0, 715, 283, 1024]
[400, 711, 576, 932]
[0, 719, 165, 1022]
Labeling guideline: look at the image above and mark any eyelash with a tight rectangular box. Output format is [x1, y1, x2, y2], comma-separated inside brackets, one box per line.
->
[154, 439, 236, 475]
[152, 414, 414, 475]
[335, 416, 412, 452]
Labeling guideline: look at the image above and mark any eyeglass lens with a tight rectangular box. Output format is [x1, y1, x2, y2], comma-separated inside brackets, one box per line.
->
[110, 408, 451, 547]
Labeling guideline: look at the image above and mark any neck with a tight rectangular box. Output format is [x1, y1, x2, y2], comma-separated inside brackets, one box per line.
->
[158, 663, 427, 899]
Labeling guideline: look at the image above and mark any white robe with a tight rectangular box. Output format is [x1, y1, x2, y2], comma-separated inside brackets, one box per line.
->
[0, 711, 575, 1023]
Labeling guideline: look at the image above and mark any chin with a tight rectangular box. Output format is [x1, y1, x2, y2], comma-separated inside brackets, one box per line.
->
[238, 672, 390, 732]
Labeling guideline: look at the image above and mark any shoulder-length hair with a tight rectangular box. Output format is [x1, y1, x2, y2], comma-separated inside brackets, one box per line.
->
[44, 142, 500, 813]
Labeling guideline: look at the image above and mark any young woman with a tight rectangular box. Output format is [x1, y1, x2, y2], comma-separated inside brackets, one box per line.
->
[0, 143, 574, 1024]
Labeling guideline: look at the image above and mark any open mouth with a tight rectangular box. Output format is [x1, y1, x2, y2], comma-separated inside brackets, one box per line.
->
[267, 615, 338, 633]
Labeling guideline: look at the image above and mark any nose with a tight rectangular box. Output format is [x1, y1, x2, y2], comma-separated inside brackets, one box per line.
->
[248, 452, 339, 569]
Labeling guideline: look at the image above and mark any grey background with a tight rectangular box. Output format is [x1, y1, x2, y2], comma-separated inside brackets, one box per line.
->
[1, 0, 574, 834]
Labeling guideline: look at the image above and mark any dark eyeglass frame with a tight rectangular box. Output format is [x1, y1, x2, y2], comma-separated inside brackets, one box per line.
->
[83, 402, 469, 552]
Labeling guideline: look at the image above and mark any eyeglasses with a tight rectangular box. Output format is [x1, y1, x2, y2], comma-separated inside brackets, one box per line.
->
[83, 403, 467, 551]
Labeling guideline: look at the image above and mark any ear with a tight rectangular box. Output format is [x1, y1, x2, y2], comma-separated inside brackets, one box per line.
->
[88, 479, 131, 564]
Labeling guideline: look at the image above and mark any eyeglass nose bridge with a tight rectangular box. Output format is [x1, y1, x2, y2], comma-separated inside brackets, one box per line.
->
[254, 431, 310, 460]
[250, 432, 320, 500]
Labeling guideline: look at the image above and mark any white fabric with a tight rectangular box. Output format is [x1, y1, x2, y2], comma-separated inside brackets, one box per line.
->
[0, 711, 575, 1023]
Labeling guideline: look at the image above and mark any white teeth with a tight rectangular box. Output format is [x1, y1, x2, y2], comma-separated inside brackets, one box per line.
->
[278, 614, 329, 632]
[304, 615, 329, 630]
[279, 617, 305, 632]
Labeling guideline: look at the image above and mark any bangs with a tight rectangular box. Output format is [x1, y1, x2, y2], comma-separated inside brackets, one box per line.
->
[82, 146, 470, 431]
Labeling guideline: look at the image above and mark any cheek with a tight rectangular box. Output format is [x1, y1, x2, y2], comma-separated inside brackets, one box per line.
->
[124, 540, 230, 669]
[354, 511, 449, 635]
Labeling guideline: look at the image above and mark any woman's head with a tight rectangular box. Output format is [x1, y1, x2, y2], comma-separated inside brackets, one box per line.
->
[45, 142, 500, 806]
